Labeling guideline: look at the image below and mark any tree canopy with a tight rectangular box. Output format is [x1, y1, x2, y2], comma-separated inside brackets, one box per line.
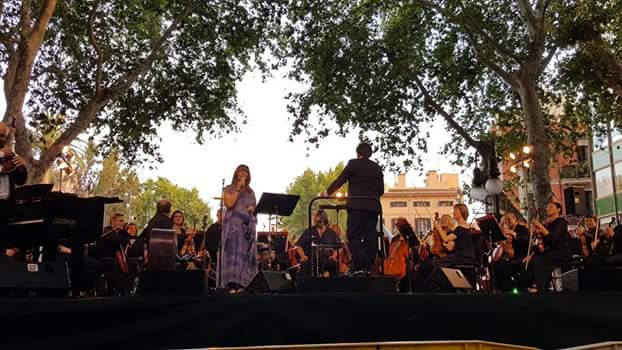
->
[1, 0, 284, 182]
[281, 163, 348, 241]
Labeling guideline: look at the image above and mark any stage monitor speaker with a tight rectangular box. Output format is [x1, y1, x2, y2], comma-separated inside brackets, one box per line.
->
[578, 267, 622, 291]
[138, 270, 206, 296]
[0, 262, 70, 297]
[247, 271, 295, 293]
[423, 267, 473, 293]
[564, 186, 586, 217]
[147, 228, 177, 271]
[296, 276, 397, 293]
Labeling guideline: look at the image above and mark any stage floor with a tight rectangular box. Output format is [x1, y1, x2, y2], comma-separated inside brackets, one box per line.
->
[1, 292, 621, 350]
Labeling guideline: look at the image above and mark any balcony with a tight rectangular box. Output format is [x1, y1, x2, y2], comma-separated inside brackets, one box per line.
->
[560, 161, 591, 179]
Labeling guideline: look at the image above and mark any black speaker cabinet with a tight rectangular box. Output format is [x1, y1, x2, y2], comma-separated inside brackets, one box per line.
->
[0, 261, 70, 297]
[247, 271, 295, 293]
[564, 186, 586, 217]
[423, 267, 473, 293]
[138, 270, 206, 296]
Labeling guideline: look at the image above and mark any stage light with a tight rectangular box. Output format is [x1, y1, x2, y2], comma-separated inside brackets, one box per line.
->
[336, 192, 343, 198]
[485, 178, 503, 195]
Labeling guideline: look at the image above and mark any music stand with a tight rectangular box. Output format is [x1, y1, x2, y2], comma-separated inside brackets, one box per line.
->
[255, 193, 300, 270]
[476, 214, 505, 243]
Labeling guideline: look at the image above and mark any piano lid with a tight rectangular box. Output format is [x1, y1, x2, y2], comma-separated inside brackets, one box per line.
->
[12, 184, 122, 204]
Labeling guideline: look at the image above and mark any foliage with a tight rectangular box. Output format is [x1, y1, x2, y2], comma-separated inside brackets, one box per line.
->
[1, 0, 285, 180]
[281, 163, 348, 241]
[132, 177, 211, 229]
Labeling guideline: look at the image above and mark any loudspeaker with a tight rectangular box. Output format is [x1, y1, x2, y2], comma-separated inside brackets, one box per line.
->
[564, 186, 586, 216]
[423, 267, 473, 293]
[137, 270, 206, 296]
[147, 228, 177, 271]
[0, 262, 70, 297]
[247, 271, 295, 293]
[296, 276, 397, 293]
[578, 267, 622, 291]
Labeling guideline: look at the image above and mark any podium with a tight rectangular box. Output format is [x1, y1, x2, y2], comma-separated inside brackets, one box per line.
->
[255, 193, 300, 270]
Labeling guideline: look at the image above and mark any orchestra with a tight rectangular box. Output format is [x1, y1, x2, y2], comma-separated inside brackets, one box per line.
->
[3, 124, 622, 296]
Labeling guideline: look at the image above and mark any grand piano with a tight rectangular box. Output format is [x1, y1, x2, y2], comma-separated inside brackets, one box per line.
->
[2, 184, 122, 292]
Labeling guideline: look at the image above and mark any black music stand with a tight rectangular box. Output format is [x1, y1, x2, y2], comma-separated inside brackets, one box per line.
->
[255, 193, 300, 270]
[477, 214, 505, 243]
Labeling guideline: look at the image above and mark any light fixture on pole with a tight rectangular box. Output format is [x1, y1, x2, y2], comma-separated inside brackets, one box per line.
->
[469, 166, 489, 202]
[485, 154, 503, 195]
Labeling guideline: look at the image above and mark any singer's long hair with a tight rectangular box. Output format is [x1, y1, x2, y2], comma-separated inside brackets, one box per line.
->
[231, 164, 252, 190]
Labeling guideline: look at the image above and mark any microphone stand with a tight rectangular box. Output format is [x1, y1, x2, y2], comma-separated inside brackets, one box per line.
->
[217, 178, 225, 289]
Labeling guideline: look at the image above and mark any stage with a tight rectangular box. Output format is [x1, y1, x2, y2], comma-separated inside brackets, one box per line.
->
[1, 292, 621, 350]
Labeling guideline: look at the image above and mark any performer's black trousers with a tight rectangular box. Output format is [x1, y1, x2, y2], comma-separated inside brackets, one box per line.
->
[347, 209, 378, 272]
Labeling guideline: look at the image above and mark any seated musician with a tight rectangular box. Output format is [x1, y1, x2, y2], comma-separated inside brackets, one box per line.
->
[120, 222, 144, 291]
[96, 213, 130, 295]
[57, 244, 104, 293]
[590, 224, 622, 267]
[573, 215, 599, 258]
[171, 210, 190, 250]
[491, 213, 530, 292]
[414, 204, 476, 290]
[295, 210, 340, 277]
[0, 122, 27, 258]
[526, 201, 571, 293]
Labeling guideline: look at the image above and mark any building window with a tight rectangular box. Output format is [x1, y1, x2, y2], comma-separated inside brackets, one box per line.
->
[438, 201, 454, 207]
[413, 201, 430, 207]
[414, 218, 432, 235]
[390, 201, 407, 208]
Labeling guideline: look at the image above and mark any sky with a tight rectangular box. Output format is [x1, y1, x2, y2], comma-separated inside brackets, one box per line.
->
[0, 69, 467, 227]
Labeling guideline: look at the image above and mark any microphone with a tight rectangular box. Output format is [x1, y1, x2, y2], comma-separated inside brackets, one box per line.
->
[319, 204, 347, 211]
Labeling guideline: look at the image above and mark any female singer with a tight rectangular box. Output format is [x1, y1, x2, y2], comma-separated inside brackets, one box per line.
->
[527, 201, 571, 292]
[218, 164, 257, 293]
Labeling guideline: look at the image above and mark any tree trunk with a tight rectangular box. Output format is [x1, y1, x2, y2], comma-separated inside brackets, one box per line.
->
[517, 77, 553, 216]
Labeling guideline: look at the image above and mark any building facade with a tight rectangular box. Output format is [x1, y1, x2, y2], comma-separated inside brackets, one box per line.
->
[381, 171, 462, 236]
[592, 134, 622, 223]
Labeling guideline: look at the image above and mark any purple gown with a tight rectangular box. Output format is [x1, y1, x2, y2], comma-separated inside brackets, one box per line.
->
[217, 185, 257, 288]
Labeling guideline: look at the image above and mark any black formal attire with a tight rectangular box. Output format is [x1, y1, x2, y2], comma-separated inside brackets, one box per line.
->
[415, 226, 476, 291]
[204, 222, 222, 263]
[141, 213, 173, 244]
[296, 226, 340, 276]
[0, 163, 27, 255]
[327, 157, 384, 272]
[492, 224, 530, 292]
[95, 227, 131, 295]
[590, 226, 622, 267]
[529, 217, 571, 289]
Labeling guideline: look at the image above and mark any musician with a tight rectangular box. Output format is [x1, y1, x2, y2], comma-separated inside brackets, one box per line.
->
[572, 215, 600, 258]
[492, 213, 530, 292]
[590, 224, 622, 267]
[141, 199, 173, 243]
[97, 213, 131, 295]
[0, 122, 27, 256]
[326, 143, 384, 275]
[415, 204, 476, 290]
[171, 210, 190, 251]
[205, 209, 222, 266]
[219, 164, 257, 293]
[527, 201, 572, 292]
[295, 210, 340, 276]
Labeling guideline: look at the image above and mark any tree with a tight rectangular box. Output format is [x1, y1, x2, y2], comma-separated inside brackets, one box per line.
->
[132, 177, 211, 229]
[281, 163, 348, 241]
[281, 0, 602, 213]
[1, 0, 283, 183]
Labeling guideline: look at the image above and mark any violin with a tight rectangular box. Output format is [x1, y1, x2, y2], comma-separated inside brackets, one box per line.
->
[430, 213, 448, 258]
[116, 245, 128, 273]
[0, 151, 17, 174]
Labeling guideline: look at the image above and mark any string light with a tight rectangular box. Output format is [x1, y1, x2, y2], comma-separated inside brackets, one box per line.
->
[522, 145, 532, 154]
[509, 152, 517, 160]
[510, 165, 517, 173]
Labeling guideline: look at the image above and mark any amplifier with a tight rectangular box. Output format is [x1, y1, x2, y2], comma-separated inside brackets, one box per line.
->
[0, 261, 70, 297]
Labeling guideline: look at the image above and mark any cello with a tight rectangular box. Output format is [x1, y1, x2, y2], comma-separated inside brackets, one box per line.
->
[383, 218, 410, 279]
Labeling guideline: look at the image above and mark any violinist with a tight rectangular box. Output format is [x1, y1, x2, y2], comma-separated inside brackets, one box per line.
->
[491, 213, 530, 292]
[590, 224, 622, 267]
[172, 210, 201, 269]
[97, 213, 131, 295]
[526, 201, 571, 293]
[414, 204, 476, 290]
[572, 215, 598, 259]
[295, 210, 340, 277]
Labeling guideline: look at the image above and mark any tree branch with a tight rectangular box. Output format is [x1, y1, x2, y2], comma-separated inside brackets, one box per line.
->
[517, 0, 538, 37]
[87, 0, 104, 94]
[415, 0, 520, 63]
[538, 45, 557, 76]
[462, 31, 519, 89]
[412, 73, 492, 156]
